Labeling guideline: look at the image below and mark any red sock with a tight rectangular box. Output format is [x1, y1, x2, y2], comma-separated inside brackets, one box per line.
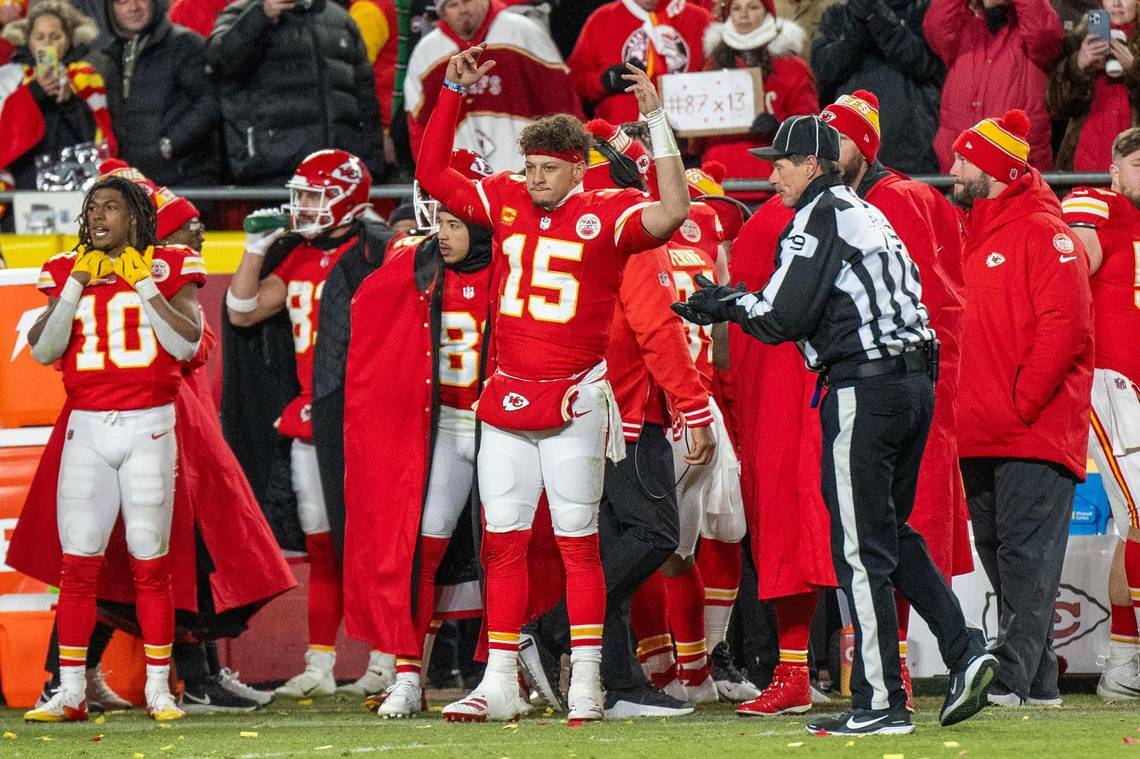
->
[896, 594, 911, 652]
[411, 536, 450, 657]
[664, 566, 709, 683]
[483, 529, 532, 655]
[631, 572, 675, 686]
[697, 538, 742, 649]
[1112, 603, 1139, 642]
[305, 532, 343, 647]
[774, 591, 816, 667]
[130, 555, 174, 669]
[555, 534, 606, 660]
[1127, 539, 1140, 631]
[57, 554, 104, 680]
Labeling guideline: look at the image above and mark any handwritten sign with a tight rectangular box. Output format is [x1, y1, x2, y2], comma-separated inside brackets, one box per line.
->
[658, 68, 764, 137]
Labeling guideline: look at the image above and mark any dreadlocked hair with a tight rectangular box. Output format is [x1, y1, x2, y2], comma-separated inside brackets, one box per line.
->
[77, 175, 157, 252]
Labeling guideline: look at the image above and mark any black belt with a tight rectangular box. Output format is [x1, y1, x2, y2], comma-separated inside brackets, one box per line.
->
[824, 343, 939, 386]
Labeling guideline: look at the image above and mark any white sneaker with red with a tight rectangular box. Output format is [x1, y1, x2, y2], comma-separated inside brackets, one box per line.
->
[443, 671, 526, 722]
[736, 663, 812, 717]
[146, 686, 185, 721]
[566, 662, 604, 722]
[24, 688, 88, 723]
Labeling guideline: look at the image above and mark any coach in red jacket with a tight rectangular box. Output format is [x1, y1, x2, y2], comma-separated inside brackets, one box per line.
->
[950, 109, 1094, 707]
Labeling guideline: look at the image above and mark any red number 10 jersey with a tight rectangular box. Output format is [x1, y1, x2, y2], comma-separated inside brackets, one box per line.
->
[37, 246, 206, 411]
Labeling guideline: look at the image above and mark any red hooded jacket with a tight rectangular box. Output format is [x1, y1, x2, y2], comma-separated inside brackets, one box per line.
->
[957, 170, 1094, 479]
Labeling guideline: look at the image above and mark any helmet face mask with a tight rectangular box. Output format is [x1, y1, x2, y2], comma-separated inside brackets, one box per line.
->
[412, 180, 441, 234]
[283, 150, 371, 239]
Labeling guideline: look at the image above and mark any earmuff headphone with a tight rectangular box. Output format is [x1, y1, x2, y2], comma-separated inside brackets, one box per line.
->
[594, 138, 644, 190]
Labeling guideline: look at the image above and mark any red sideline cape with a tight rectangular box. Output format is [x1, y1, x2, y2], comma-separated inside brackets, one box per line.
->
[730, 198, 837, 600]
[343, 241, 563, 657]
[863, 169, 972, 577]
[8, 327, 296, 615]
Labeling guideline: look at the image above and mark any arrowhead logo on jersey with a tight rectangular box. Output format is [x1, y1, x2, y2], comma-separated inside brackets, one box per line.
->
[679, 219, 701, 243]
[576, 213, 601, 240]
[985, 252, 1006, 268]
[502, 392, 530, 412]
[463, 286, 475, 300]
[539, 217, 552, 231]
[150, 259, 170, 283]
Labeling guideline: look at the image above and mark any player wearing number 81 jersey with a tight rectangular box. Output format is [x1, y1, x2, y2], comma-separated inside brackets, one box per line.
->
[24, 176, 204, 723]
[1062, 128, 1140, 701]
[416, 45, 692, 723]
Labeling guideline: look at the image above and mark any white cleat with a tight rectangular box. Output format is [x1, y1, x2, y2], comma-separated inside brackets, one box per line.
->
[275, 650, 336, 699]
[146, 687, 185, 721]
[442, 673, 526, 723]
[377, 678, 423, 719]
[683, 674, 719, 705]
[1099, 655, 1140, 701]
[566, 677, 604, 722]
[218, 668, 274, 706]
[337, 651, 395, 697]
[24, 688, 88, 722]
[86, 668, 132, 711]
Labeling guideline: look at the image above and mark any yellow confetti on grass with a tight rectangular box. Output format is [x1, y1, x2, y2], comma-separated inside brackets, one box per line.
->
[94, 715, 106, 724]
[2, 732, 14, 739]
[502, 723, 519, 730]
[240, 731, 259, 738]
[298, 699, 314, 706]
[37, 736, 52, 741]
[624, 720, 633, 725]
[884, 754, 905, 759]
[943, 742, 960, 748]
[133, 753, 145, 759]
[787, 742, 805, 748]
[846, 741, 855, 747]
[160, 745, 174, 751]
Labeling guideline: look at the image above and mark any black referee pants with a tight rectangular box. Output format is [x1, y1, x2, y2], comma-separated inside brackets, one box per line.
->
[820, 373, 975, 712]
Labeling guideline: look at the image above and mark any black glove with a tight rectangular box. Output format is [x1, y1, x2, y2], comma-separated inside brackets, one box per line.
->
[601, 62, 641, 94]
[750, 112, 779, 138]
[671, 274, 749, 326]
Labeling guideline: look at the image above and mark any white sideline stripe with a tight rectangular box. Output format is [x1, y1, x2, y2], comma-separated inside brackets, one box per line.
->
[834, 386, 889, 710]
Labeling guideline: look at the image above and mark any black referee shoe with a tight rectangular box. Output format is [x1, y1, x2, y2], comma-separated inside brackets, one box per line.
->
[603, 684, 694, 718]
[940, 650, 998, 726]
[806, 704, 914, 736]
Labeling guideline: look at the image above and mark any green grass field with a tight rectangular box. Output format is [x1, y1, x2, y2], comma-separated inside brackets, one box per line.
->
[1, 693, 1138, 758]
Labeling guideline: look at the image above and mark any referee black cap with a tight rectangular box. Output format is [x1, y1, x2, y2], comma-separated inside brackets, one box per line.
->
[750, 116, 841, 161]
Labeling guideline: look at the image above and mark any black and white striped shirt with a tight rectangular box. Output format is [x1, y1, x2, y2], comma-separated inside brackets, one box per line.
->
[730, 175, 934, 371]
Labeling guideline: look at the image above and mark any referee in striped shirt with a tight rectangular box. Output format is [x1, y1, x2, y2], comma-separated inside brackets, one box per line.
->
[674, 116, 995, 736]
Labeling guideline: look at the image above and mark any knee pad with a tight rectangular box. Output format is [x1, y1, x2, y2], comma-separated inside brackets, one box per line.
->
[551, 503, 597, 536]
[60, 514, 107, 556]
[547, 455, 604, 510]
[126, 524, 167, 560]
[483, 498, 528, 532]
[124, 452, 166, 509]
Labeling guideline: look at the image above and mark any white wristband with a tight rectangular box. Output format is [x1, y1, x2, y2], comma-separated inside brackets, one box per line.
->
[60, 276, 84, 304]
[134, 277, 160, 301]
[226, 287, 259, 313]
[644, 107, 680, 160]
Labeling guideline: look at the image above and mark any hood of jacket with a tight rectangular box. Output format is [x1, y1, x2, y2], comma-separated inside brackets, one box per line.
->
[103, 0, 170, 44]
[703, 18, 807, 58]
[967, 169, 1061, 241]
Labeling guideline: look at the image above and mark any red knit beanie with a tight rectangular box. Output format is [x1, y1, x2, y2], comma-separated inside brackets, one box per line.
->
[98, 158, 200, 239]
[952, 109, 1031, 182]
[819, 89, 881, 164]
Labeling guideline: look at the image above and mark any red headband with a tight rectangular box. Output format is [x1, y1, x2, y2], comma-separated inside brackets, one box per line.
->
[528, 149, 585, 165]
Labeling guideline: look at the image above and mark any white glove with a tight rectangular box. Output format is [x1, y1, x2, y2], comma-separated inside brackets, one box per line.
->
[244, 228, 287, 257]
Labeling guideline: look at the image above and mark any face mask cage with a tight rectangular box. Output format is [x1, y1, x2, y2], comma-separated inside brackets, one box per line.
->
[412, 180, 441, 234]
[284, 180, 344, 237]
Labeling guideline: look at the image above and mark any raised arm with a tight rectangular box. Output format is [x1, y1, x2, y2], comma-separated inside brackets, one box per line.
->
[412, 46, 495, 226]
[622, 65, 689, 240]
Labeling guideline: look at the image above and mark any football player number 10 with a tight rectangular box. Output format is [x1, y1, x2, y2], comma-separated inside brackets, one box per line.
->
[74, 292, 159, 370]
[499, 234, 583, 323]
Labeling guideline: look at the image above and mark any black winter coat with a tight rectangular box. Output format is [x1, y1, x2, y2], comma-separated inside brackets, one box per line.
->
[812, 0, 943, 174]
[206, 0, 381, 185]
[96, 0, 220, 186]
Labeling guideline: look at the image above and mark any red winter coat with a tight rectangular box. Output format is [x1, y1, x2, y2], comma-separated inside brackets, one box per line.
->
[860, 166, 972, 577]
[729, 197, 836, 600]
[924, 0, 1062, 172]
[168, 0, 231, 37]
[606, 246, 713, 441]
[569, 0, 712, 124]
[957, 170, 1094, 479]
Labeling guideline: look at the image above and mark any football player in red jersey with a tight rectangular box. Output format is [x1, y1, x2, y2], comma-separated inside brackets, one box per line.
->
[416, 45, 691, 722]
[24, 175, 205, 722]
[342, 150, 496, 718]
[226, 150, 394, 699]
[1063, 128, 1140, 701]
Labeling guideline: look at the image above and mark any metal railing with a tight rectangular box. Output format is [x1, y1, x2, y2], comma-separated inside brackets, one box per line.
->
[0, 173, 1113, 204]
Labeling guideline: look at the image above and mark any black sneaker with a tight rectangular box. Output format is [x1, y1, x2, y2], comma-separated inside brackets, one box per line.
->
[181, 674, 261, 713]
[518, 629, 566, 712]
[603, 684, 695, 718]
[940, 650, 997, 725]
[806, 704, 914, 736]
[710, 641, 761, 702]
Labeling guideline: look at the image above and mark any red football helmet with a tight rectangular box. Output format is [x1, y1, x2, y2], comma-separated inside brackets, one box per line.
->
[284, 149, 372, 237]
[413, 149, 493, 233]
